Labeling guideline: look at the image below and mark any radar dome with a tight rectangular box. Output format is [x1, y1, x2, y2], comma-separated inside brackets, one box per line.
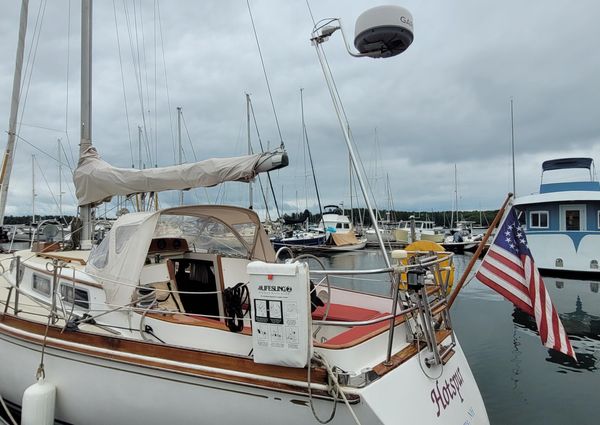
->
[354, 5, 414, 58]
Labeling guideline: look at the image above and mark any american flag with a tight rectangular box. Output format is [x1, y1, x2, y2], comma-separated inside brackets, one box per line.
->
[476, 206, 576, 360]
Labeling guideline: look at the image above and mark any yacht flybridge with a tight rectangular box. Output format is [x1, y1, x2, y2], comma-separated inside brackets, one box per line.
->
[0, 3, 489, 424]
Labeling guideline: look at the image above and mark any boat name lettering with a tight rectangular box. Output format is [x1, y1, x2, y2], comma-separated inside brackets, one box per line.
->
[430, 367, 464, 417]
[258, 285, 293, 293]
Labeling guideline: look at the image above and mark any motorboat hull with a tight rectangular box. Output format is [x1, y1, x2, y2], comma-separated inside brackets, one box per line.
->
[524, 232, 600, 277]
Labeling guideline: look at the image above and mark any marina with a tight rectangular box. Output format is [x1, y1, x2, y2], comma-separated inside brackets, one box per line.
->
[0, 1, 598, 424]
[317, 250, 599, 425]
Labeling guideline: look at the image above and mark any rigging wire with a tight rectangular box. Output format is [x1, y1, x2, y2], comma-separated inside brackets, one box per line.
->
[17, 0, 48, 138]
[138, 0, 152, 151]
[34, 157, 65, 220]
[301, 89, 324, 226]
[245, 0, 285, 148]
[12, 133, 67, 167]
[63, 0, 78, 172]
[156, 0, 177, 165]
[249, 99, 281, 218]
[180, 111, 197, 161]
[153, 0, 158, 167]
[60, 140, 74, 172]
[113, 0, 135, 167]
[181, 111, 211, 203]
[123, 0, 152, 167]
[60, 167, 77, 205]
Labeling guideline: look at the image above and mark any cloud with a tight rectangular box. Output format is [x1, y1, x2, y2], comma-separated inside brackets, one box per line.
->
[1, 0, 600, 220]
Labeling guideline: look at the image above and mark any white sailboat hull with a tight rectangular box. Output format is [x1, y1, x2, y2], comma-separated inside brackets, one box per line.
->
[0, 320, 488, 425]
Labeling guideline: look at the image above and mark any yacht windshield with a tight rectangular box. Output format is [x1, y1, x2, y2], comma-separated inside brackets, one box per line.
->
[154, 214, 255, 257]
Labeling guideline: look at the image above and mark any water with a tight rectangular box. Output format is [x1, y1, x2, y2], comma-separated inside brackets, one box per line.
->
[316, 249, 599, 425]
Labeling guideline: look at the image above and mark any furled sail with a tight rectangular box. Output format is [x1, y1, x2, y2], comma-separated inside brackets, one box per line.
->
[74, 147, 288, 206]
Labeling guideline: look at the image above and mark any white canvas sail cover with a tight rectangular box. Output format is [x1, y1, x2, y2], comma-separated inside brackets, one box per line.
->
[74, 147, 287, 206]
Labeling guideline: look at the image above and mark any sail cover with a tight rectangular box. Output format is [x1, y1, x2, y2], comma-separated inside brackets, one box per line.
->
[74, 147, 287, 206]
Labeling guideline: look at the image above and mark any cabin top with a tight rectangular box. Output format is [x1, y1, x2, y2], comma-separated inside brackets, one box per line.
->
[542, 157, 593, 172]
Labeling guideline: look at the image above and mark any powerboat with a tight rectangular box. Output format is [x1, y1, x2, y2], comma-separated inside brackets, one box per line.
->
[514, 157, 600, 276]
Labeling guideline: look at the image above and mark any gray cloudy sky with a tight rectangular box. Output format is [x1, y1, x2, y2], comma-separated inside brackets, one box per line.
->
[1, 0, 600, 220]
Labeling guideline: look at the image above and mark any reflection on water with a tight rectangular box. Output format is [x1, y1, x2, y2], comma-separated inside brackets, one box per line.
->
[314, 249, 598, 425]
[511, 275, 600, 372]
[316, 250, 391, 296]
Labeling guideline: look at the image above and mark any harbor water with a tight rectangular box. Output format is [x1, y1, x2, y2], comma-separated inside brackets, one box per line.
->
[316, 250, 598, 425]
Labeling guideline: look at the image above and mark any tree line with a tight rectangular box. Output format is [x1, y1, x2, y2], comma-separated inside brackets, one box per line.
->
[281, 209, 499, 228]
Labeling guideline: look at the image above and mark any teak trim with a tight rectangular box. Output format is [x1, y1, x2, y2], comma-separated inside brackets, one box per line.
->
[0, 313, 330, 393]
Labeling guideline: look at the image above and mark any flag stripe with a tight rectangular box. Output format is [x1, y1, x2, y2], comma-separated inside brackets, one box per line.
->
[487, 247, 526, 278]
[476, 207, 576, 361]
[478, 258, 530, 299]
[477, 267, 533, 311]
[476, 270, 534, 315]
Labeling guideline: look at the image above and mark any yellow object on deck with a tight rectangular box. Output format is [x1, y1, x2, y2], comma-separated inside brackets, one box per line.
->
[398, 240, 454, 293]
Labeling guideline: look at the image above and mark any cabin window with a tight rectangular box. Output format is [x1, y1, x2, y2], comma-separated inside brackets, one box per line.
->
[115, 224, 140, 254]
[89, 233, 110, 269]
[59, 283, 90, 310]
[336, 223, 343, 229]
[232, 223, 257, 246]
[529, 211, 549, 229]
[32, 274, 51, 296]
[565, 210, 580, 230]
[598, 211, 600, 229]
[343, 223, 350, 229]
[155, 215, 249, 257]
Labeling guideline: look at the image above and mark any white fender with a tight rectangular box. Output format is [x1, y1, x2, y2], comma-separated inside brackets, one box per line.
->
[21, 378, 56, 425]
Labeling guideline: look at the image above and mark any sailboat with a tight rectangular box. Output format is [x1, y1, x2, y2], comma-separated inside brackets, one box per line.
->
[0, 3, 489, 424]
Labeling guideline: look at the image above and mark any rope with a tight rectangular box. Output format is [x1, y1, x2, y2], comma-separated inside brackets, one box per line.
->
[35, 313, 52, 380]
[308, 353, 362, 425]
[0, 395, 17, 425]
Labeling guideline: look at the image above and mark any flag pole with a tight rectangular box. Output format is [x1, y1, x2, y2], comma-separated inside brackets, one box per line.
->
[447, 192, 514, 309]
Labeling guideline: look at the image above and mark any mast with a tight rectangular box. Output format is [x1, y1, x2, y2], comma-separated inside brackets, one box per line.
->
[31, 154, 35, 224]
[58, 139, 63, 219]
[0, 0, 29, 226]
[138, 125, 142, 169]
[451, 163, 457, 229]
[349, 152, 353, 225]
[510, 98, 516, 196]
[177, 106, 183, 205]
[79, 0, 93, 247]
[246, 93, 252, 209]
